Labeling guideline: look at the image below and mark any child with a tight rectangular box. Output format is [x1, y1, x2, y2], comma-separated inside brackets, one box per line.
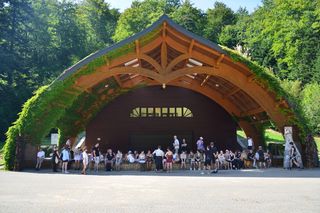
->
[82, 147, 88, 175]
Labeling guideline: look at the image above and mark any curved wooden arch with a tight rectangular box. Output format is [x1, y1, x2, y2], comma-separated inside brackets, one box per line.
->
[76, 64, 287, 131]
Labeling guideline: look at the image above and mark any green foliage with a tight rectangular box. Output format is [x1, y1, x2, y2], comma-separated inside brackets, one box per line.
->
[280, 80, 302, 101]
[204, 2, 237, 42]
[300, 83, 320, 134]
[112, 0, 170, 42]
[170, 0, 206, 36]
[225, 0, 320, 84]
[113, 0, 206, 42]
[222, 46, 311, 139]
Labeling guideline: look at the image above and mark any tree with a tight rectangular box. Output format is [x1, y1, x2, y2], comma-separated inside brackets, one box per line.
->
[204, 2, 236, 42]
[77, 0, 120, 52]
[301, 83, 320, 134]
[170, 0, 206, 36]
[113, 0, 175, 42]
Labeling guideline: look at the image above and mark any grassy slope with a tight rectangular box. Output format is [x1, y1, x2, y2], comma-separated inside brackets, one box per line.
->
[237, 129, 320, 153]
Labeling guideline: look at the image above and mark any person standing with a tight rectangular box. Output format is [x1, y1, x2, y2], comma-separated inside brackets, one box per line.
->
[92, 143, 100, 172]
[82, 147, 89, 175]
[247, 137, 254, 150]
[209, 142, 218, 172]
[51, 146, 60, 172]
[180, 139, 188, 153]
[152, 145, 164, 171]
[61, 145, 70, 173]
[165, 148, 174, 173]
[196, 137, 205, 153]
[35, 148, 45, 171]
[204, 145, 215, 174]
[173, 135, 180, 154]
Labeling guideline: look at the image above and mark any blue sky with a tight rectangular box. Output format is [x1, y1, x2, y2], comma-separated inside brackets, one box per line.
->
[105, 0, 262, 13]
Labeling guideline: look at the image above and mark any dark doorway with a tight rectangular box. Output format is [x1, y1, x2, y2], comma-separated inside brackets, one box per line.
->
[129, 131, 193, 151]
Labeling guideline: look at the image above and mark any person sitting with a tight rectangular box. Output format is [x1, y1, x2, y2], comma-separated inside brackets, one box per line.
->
[173, 151, 180, 163]
[246, 149, 255, 168]
[218, 151, 226, 169]
[146, 150, 153, 171]
[195, 150, 202, 170]
[138, 151, 146, 171]
[264, 150, 272, 168]
[105, 149, 114, 171]
[127, 151, 135, 164]
[35, 147, 45, 171]
[180, 151, 187, 169]
[115, 150, 123, 171]
[224, 150, 232, 170]
[189, 151, 196, 170]
[256, 146, 266, 169]
[233, 150, 242, 170]
[229, 150, 235, 169]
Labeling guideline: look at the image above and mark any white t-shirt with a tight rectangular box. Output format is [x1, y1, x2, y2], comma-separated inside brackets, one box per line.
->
[153, 149, 164, 157]
[37, 151, 45, 158]
[248, 138, 253, 146]
[173, 139, 180, 149]
[127, 154, 135, 163]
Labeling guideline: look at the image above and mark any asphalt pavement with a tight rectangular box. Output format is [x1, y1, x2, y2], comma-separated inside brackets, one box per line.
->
[0, 168, 319, 213]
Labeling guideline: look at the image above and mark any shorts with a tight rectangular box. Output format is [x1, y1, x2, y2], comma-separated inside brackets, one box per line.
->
[94, 157, 100, 164]
[248, 146, 252, 150]
[62, 160, 68, 163]
[205, 159, 211, 166]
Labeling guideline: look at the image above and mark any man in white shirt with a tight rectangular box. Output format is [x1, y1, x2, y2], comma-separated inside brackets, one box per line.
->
[173, 135, 180, 154]
[152, 146, 164, 171]
[247, 137, 253, 150]
[35, 148, 45, 170]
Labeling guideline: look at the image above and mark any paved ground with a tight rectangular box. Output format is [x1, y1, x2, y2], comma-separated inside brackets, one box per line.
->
[0, 168, 319, 213]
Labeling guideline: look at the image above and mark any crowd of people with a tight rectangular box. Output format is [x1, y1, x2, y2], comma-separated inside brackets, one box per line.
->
[35, 135, 301, 174]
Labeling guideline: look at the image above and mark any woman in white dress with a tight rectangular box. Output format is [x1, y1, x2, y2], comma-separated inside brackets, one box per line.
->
[82, 147, 89, 175]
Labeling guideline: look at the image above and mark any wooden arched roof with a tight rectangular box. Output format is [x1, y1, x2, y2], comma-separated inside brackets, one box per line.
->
[54, 15, 296, 145]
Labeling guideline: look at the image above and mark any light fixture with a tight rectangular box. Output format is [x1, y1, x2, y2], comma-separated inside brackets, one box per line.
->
[252, 116, 256, 120]
[215, 84, 220, 87]
[186, 63, 194, 67]
[124, 58, 138, 66]
[132, 63, 139, 67]
[97, 137, 101, 141]
[104, 84, 109, 88]
[162, 83, 166, 89]
[189, 58, 203, 66]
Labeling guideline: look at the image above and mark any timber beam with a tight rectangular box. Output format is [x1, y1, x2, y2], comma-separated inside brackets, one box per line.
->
[241, 107, 265, 117]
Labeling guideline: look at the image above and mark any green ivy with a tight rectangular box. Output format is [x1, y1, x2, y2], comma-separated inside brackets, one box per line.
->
[221, 46, 311, 140]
